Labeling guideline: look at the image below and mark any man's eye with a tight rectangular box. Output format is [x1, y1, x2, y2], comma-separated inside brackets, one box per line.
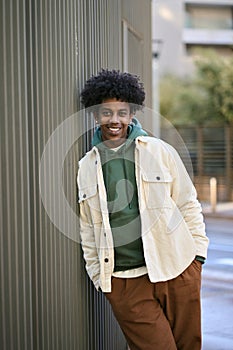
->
[119, 112, 128, 117]
[102, 111, 111, 116]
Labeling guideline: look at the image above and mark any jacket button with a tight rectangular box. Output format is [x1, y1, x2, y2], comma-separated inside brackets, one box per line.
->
[156, 176, 160, 180]
[95, 160, 98, 164]
[83, 194, 86, 198]
[104, 258, 109, 263]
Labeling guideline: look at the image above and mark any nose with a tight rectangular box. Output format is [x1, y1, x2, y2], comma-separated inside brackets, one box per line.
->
[109, 112, 119, 123]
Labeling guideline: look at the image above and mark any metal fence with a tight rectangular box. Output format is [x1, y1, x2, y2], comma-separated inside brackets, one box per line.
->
[0, 0, 152, 349]
[177, 126, 233, 202]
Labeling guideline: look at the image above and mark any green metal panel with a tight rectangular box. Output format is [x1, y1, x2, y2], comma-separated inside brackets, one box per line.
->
[0, 0, 33, 349]
[0, 0, 152, 349]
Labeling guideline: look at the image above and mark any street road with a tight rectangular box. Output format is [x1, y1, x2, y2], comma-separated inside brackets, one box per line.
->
[202, 218, 233, 350]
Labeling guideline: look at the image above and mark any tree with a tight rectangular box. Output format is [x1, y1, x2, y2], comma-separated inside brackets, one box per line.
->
[218, 60, 233, 123]
[159, 74, 210, 126]
[159, 50, 233, 201]
[159, 49, 233, 126]
[195, 50, 233, 125]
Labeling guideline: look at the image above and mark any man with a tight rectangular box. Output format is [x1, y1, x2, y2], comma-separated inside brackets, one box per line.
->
[77, 69, 209, 350]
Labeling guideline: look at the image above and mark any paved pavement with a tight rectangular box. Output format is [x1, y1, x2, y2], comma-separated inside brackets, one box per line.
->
[202, 202, 233, 220]
[200, 202, 233, 349]
[201, 217, 233, 350]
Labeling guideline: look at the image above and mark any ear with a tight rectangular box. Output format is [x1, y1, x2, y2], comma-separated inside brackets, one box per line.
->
[93, 111, 99, 124]
[129, 114, 134, 123]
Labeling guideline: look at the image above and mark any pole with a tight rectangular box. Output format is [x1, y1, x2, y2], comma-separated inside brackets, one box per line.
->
[210, 177, 217, 213]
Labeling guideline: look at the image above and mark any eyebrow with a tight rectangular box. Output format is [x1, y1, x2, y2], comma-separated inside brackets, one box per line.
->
[100, 107, 128, 112]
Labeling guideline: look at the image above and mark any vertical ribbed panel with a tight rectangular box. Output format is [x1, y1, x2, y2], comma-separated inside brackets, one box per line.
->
[0, 1, 152, 349]
[0, 0, 33, 349]
[15, 0, 84, 349]
[122, 0, 152, 109]
[122, 0, 153, 133]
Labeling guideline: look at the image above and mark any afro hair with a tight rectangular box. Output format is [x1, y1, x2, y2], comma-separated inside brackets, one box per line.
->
[80, 69, 145, 112]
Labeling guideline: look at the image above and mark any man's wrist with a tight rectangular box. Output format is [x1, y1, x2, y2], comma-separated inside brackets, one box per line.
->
[195, 255, 205, 264]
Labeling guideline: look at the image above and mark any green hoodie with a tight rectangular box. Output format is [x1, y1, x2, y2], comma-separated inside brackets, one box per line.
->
[92, 118, 148, 272]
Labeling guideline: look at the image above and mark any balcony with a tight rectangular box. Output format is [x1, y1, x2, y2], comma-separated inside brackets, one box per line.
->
[184, 0, 233, 5]
[183, 28, 233, 45]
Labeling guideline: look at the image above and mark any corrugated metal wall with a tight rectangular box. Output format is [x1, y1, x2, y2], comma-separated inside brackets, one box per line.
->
[0, 1, 152, 349]
[122, 0, 153, 130]
[1, 0, 33, 349]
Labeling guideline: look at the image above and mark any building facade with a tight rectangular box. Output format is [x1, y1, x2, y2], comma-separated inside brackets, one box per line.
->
[153, 0, 233, 76]
[152, 0, 233, 201]
[0, 1, 152, 349]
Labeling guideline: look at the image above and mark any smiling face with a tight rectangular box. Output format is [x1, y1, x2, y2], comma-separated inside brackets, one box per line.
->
[95, 98, 133, 147]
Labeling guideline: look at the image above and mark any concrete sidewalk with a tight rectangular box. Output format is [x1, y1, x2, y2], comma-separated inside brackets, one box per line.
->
[202, 202, 233, 220]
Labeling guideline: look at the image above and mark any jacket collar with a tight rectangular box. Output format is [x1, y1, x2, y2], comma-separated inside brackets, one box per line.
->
[90, 136, 149, 155]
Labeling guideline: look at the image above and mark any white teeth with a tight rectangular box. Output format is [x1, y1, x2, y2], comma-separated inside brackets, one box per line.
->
[109, 127, 120, 131]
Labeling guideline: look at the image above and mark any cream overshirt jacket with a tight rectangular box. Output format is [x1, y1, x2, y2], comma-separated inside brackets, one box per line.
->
[77, 136, 209, 292]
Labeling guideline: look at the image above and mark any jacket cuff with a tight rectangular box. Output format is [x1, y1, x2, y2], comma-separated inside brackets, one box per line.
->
[195, 255, 206, 264]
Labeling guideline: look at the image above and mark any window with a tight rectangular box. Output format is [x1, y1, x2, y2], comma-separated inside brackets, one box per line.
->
[185, 5, 233, 30]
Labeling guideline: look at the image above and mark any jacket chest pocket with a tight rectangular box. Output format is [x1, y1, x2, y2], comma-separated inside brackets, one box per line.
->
[142, 172, 173, 209]
[79, 185, 103, 224]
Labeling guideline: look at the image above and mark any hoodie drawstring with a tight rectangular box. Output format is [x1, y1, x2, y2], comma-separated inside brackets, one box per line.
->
[122, 153, 132, 209]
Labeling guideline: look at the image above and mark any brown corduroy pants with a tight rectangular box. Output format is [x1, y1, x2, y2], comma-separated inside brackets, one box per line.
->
[104, 260, 202, 350]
